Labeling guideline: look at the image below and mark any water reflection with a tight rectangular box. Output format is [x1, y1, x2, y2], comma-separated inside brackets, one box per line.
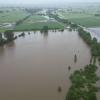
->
[0, 46, 5, 57]
[6, 41, 15, 47]
[41, 32, 49, 39]
[0, 41, 15, 57]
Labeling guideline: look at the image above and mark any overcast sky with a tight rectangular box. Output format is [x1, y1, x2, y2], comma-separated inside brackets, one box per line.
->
[0, 0, 100, 5]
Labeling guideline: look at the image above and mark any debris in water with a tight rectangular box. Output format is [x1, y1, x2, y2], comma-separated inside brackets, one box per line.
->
[28, 32, 30, 35]
[74, 54, 77, 63]
[58, 86, 62, 92]
[68, 66, 71, 70]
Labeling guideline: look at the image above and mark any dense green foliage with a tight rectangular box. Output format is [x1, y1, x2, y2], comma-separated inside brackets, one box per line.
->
[41, 26, 48, 32]
[47, 13, 69, 25]
[47, 12, 79, 30]
[18, 32, 25, 37]
[0, 30, 15, 46]
[4, 30, 14, 41]
[0, 33, 5, 46]
[66, 64, 100, 100]
[78, 28, 100, 57]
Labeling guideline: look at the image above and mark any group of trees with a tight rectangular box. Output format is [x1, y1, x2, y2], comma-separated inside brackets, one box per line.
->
[47, 10, 69, 24]
[48, 13, 69, 24]
[18, 32, 25, 37]
[0, 11, 3, 13]
[78, 28, 92, 45]
[25, 8, 41, 14]
[94, 14, 100, 17]
[47, 11, 78, 30]
[70, 23, 78, 29]
[0, 30, 15, 46]
[66, 64, 100, 100]
[4, 30, 15, 41]
[0, 33, 5, 46]
[78, 28, 100, 59]
[0, 30, 27, 47]
[41, 26, 49, 33]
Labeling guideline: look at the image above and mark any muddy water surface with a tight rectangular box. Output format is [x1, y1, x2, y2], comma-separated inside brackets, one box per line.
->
[0, 30, 91, 100]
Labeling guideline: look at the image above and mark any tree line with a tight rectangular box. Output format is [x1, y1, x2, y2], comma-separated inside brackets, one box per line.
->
[78, 27, 100, 59]
[16, 14, 31, 26]
[0, 30, 16, 46]
[47, 11, 78, 29]
[0, 30, 26, 46]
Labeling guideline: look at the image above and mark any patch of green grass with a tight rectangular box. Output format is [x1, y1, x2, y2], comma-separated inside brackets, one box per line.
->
[0, 10, 29, 23]
[0, 12, 64, 31]
[15, 21, 64, 31]
[58, 12, 92, 19]
[14, 15, 64, 31]
[0, 29, 6, 33]
[0, 27, 12, 32]
[24, 15, 47, 23]
[58, 12, 100, 27]
[0, 10, 30, 32]
[68, 17, 100, 27]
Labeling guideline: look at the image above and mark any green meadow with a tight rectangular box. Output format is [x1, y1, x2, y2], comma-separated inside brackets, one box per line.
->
[0, 11, 64, 32]
[0, 10, 29, 23]
[58, 11, 100, 27]
[14, 15, 64, 31]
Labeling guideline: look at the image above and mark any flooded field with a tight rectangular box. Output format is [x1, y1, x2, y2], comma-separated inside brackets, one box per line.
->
[0, 30, 91, 100]
[88, 28, 100, 42]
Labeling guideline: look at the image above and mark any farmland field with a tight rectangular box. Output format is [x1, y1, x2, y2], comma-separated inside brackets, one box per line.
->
[0, 10, 64, 32]
[15, 21, 64, 31]
[0, 10, 30, 32]
[0, 10, 29, 23]
[14, 15, 64, 31]
[58, 11, 100, 27]
[24, 15, 47, 23]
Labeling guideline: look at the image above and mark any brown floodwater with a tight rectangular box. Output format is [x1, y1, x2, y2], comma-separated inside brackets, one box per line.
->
[0, 30, 91, 100]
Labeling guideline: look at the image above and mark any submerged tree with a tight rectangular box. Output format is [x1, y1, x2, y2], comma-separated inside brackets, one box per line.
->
[0, 33, 2, 40]
[42, 26, 48, 33]
[90, 57, 93, 64]
[4, 30, 14, 41]
[74, 54, 77, 63]
[0, 33, 5, 46]
[18, 32, 25, 37]
[58, 86, 62, 93]
[68, 65, 71, 70]
[98, 57, 100, 62]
